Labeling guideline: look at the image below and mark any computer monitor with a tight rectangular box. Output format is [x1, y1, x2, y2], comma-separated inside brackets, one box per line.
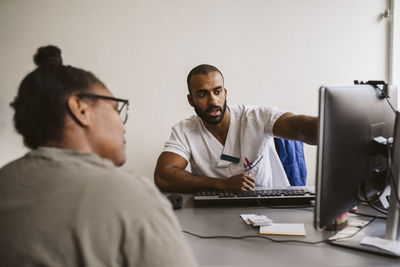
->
[314, 84, 400, 256]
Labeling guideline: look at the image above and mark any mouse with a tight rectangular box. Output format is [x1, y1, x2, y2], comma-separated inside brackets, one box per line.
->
[167, 193, 183, 209]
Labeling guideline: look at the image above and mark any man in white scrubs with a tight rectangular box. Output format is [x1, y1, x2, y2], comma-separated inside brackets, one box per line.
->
[154, 64, 317, 192]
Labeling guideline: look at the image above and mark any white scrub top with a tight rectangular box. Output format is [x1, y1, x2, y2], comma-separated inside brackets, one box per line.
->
[163, 104, 290, 188]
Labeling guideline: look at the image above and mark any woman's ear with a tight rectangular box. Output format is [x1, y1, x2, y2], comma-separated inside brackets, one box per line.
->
[67, 96, 91, 127]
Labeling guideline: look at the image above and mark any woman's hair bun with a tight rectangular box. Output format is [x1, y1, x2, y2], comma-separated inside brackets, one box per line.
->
[33, 45, 63, 66]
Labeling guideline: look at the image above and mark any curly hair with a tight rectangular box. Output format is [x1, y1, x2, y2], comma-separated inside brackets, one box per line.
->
[10, 45, 104, 149]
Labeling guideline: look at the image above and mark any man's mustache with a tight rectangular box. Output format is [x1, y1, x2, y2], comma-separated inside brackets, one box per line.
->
[206, 105, 222, 112]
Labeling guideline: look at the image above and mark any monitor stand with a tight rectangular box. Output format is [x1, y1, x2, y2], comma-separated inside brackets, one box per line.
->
[329, 219, 400, 257]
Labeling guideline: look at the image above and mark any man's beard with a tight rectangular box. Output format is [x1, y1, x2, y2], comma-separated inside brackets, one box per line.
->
[194, 99, 227, 125]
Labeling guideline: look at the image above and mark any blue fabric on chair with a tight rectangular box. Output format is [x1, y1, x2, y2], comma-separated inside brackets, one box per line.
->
[274, 138, 307, 186]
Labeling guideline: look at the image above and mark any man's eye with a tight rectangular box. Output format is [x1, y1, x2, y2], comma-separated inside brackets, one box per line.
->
[197, 93, 206, 98]
[215, 89, 222, 95]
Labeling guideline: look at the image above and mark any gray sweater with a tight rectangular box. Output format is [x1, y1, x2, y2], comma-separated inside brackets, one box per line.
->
[0, 147, 197, 267]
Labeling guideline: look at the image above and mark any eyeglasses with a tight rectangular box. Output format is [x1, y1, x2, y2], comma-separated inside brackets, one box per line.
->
[76, 93, 130, 124]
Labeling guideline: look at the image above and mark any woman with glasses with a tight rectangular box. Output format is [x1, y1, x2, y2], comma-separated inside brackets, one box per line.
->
[0, 45, 197, 267]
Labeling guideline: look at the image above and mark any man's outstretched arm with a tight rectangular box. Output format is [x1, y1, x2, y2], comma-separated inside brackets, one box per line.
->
[273, 112, 318, 145]
[154, 152, 255, 193]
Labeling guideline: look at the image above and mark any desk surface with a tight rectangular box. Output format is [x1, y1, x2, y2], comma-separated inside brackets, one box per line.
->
[173, 194, 399, 267]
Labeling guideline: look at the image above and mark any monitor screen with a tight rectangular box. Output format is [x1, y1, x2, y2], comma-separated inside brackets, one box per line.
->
[314, 84, 397, 230]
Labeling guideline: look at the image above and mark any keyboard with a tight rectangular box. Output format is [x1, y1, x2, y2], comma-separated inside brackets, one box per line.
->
[193, 186, 315, 206]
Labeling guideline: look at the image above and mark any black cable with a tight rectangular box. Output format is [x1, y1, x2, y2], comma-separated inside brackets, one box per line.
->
[372, 84, 397, 113]
[356, 184, 380, 203]
[356, 135, 397, 215]
[183, 216, 376, 245]
[381, 89, 397, 113]
[356, 181, 388, 215]
[385, 97, 397, 113]
[353, 120, 400, 215]
[182, 230, 328, 245]
[255, 200, 314, 210]
[349, 210, 387, 220]
[361, 187, 388, 215]
[329, 217, 376, 242]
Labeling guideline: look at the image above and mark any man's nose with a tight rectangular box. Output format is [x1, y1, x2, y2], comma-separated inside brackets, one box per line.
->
[208, 93, 218, 105]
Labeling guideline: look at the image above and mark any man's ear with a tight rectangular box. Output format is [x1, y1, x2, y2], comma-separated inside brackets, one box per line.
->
[187, 93, 194, 107]
[67, 96, 91, 127]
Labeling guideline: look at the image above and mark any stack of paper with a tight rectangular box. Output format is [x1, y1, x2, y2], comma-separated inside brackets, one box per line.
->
[240, 214, 306, 236]
[240, 214, 272, 226]
[329, 218, 369, 240]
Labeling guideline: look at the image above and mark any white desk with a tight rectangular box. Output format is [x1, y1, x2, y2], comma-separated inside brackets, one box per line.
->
[173, 194, 400, 267]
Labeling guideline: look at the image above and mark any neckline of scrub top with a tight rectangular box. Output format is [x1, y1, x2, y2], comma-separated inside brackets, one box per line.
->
[198, 105, 241, 168]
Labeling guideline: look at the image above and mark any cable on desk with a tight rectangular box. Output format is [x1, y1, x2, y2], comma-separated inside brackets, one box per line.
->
[328, 217, 376, 242]
[183, 217, 376, 245]
[255, 200, 315, 210]
[182, 230, 328, 245]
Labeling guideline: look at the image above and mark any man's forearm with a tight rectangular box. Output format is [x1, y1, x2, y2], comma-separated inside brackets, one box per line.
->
[155, 166, 224, 193]
[295, 115, 318, 145]
[274, 113, 318, 145]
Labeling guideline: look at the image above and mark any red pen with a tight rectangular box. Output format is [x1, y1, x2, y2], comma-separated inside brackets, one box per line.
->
[245, 157, 252, 169]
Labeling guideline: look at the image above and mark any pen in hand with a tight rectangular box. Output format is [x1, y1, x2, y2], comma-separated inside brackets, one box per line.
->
[245, 157, 252, 170]
[243, 157, 255, 190]
[245, 157, 252, 177]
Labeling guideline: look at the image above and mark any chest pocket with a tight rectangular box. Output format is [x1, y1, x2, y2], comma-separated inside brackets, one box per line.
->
[215, 154, 243, 177]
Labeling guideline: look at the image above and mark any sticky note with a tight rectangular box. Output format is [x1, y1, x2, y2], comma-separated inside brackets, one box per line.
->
[259, 223, 306, 236]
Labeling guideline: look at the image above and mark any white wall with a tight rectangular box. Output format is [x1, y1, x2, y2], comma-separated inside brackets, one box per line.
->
[0, 0, 394, 185]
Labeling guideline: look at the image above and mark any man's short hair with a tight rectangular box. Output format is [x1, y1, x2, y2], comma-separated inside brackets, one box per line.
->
[186, 64, 224, 93]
